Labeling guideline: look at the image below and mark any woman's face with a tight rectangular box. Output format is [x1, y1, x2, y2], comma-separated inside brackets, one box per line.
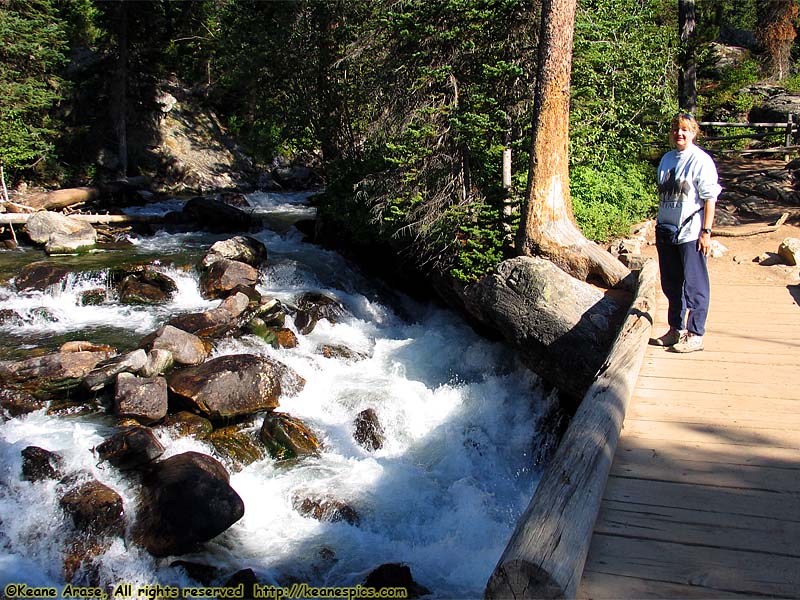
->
[671, 122, 697, 151]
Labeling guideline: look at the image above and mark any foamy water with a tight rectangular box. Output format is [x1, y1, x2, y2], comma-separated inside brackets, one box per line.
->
[0, 192, 551, 597]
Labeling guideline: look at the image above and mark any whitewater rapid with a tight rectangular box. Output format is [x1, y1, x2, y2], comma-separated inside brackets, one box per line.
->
[0, 191, 553, 597]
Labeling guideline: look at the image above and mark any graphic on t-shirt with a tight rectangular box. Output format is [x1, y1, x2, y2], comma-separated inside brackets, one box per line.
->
[659, 168, 690, 204]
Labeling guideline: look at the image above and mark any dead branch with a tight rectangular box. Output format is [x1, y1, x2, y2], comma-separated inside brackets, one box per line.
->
[713, 212, 789, 237]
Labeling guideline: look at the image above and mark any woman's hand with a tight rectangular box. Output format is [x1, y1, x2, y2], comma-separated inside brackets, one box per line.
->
[698, 231, 712, 256]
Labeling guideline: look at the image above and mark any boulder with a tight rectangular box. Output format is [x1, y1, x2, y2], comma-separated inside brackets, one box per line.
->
[114, 373, 168, 424]
[59, 479, 124, 537]
[463, 256, 628, 404]
[201, 236, 268, 268]
[113, 268, 178, 305]
[21, 446, 64, 482]
[353, 408, 385, 452]
[167, 354, 291, 419]
[749, 92, 800, 123]
[138, 325, 209, 366]
[292, 495, 359, 526]
[260, 412, 321, 460]
[14, 262, 72, 292]
[0, 347, 117, 397]
[293, 292, 347, 335]
[200, 259, 260, 299]
[778, 237, 800, 266]
[160, 411, 213, 438]
[95, 425, 165, 470]
[24, 211, 97, 253]
[0, 388, 47, 417]
[83, 349, 148, 392]
[140, 349, 174, 378]
[363, 563, 431, 599]
[319, 344, 368, 362]
[182, 197, 255, 233]
[206, 425, 266, 470]
[166, 291, 251, 338]
[132, 451, 244, 557]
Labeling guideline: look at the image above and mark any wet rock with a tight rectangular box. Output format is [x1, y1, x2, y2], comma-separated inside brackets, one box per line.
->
[200, 259, 259, 299]
[59, 479, 124, 537]
[246, 320, 298, 349]
[170, 560, 220, 585]
[363, 563, 431, 599]
[114, 373, 169, 424]
[95, 425, 165, 470]
[0, 388, 46, 417]
[183, 197, 256, 233]
[272, 164, 315, 189]
[14, 262, 73, 292]
[140, 348, 174, 377]
[353, 408, 385, 452]
[79, 288, 107, 305]
[293, 292, 347, 335]
[206, 424, 266, 470]
[293, 495, 359, 526]
[24, 211, 97, 254]
[201, 236, 268, 269]
[223, 569, 259, 598]
[160, 411, 213, 438]
[778, 237, 800, 266]
[318, 344, 368, 362]
[0, 346, 116, 398]
[139, 325, 209, 366]
[166, 291, 251, 338]
[260, 412, 321, 460]
[83, 349, 148, 392]
[218, 192, 251, 208]
[60, 341, 115, 354]
[114, 268, 178, 305]
[21, 446, 64, 482]
[132, 451, 245, 557]
[167, 354, 290, 419]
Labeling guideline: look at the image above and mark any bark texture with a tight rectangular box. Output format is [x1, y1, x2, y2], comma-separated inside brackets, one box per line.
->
[516, 0, 628, 288]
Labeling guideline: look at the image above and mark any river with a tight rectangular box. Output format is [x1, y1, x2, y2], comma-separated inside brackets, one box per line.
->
[0, 191, 553, 597]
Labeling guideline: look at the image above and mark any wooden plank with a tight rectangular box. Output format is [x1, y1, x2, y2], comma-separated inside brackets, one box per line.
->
[643, 352, 800, 366]
[581, 535, 800, 598]
[601, 476, 800, 521]
[609, 443, 800, 492]
[593, 500, 800, 557]
[627, 396, 800, 424]
[632, 388, 800, 410]
[635, 376, 797, 398]
[619, 418, 800, 448]
[638, 360, 799, 384]
[578, 570, 759, 599]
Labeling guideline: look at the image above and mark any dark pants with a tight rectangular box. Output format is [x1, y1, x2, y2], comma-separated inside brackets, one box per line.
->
[656, 239, 710, 336]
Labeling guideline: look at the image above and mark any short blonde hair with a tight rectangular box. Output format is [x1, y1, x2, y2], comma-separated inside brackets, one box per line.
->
[671, 112, 699, 135]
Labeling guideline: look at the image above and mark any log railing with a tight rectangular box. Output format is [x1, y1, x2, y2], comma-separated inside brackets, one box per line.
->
[484, 259, 659, 600]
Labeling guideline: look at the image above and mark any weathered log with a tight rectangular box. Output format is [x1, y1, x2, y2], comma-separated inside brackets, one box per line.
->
[463, 256, 630, 404]
[11, 176, 151, 211]
[0, 213, 162, 225]
[713, 212, 789, 237]
[484, 259, 658, 600]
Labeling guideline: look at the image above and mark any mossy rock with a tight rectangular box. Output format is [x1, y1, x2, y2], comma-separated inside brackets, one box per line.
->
[207, 425, 266, 470]
[260, 412, 321, 461]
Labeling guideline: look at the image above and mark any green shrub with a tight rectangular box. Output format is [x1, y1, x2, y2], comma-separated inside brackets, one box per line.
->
[570, 161, 658, 242]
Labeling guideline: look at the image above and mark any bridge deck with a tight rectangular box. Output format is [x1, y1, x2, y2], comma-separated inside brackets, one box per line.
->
[578, 266, 800, 598]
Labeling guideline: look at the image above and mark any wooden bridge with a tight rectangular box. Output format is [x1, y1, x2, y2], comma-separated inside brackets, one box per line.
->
[485, 224, 800, 599]
[578, 263, 800, 598]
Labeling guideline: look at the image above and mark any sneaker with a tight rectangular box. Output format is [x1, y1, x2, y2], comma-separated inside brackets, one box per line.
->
[649, 328, 682, 347]
[670, 332, 704, 353]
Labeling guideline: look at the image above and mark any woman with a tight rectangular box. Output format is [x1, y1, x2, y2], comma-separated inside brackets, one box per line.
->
[651, 112, 721, 353]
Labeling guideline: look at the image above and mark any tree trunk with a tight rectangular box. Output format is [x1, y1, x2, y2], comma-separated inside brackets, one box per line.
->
[755, 0, 799, 81]
[112, 0, 129, 178]
[515, 0, 628, 288]
[678, 0, 697, 113]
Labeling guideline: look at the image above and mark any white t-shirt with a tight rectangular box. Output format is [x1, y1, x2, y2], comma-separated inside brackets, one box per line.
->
[657, 144, 721, 243]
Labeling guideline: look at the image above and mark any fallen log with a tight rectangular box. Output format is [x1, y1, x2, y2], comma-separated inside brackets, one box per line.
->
[10, 176, 151, 211]
[713, 212, 789, 237]
[484, 259, 659, 600]
[0, 213, 163, 225]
